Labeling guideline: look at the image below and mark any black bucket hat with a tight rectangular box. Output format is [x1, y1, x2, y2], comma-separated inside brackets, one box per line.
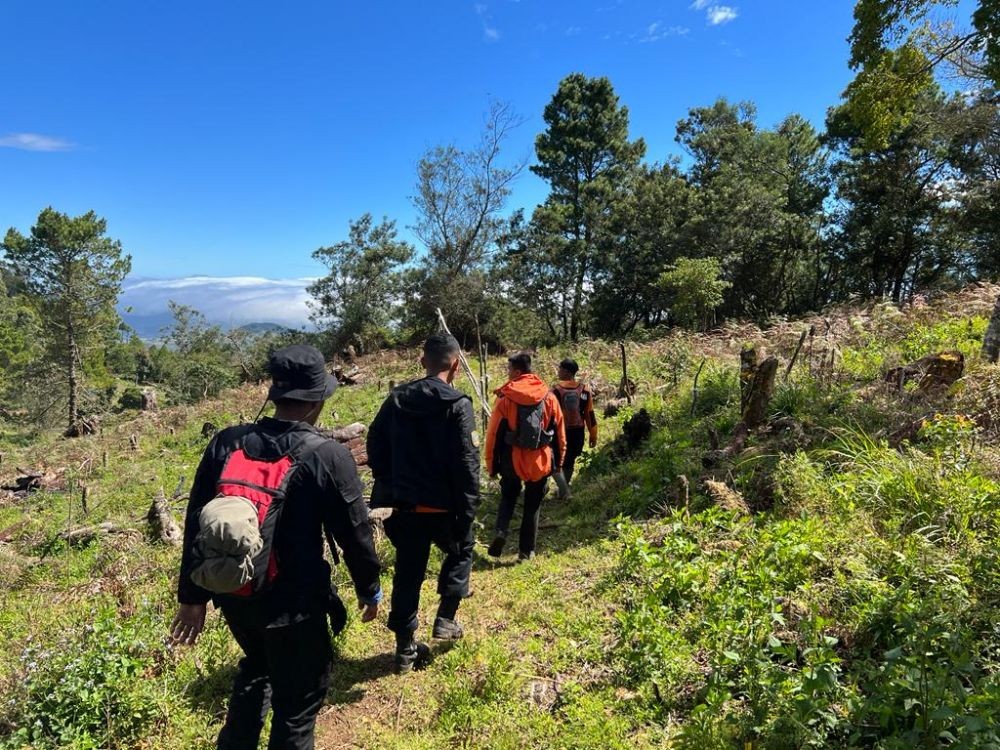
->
[267, 344, 337, 402]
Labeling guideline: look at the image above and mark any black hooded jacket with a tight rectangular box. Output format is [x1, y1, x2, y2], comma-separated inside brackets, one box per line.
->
[367, 377, 480, 527]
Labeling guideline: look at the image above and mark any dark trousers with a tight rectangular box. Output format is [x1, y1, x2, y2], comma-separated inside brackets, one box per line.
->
[383, 511, 474, 636]
[495, 473, 548, 556]
[216, 609, 332, 750]
[563, 427, 586, 484]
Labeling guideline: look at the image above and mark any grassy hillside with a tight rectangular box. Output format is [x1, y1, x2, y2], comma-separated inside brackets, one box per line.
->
[2, 285, 1000, 749]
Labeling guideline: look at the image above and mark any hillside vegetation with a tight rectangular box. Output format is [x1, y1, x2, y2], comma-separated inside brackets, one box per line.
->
[2, 286, 1000, 749]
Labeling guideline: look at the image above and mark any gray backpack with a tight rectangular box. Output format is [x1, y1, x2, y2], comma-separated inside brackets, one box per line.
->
[504, 401, 554, 450]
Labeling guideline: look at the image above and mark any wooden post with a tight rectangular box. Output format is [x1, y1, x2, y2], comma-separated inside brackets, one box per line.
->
[436, 308, 488, 417]
[784, 329, 809, 381]
[691, 359, 707, 417]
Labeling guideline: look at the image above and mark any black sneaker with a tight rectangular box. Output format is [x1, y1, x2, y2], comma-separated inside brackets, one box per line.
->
[394, 641, 430, 675]
[487, 534, 506, 557]
[432, 617, 464, 641]
[517, 550, 535, 563]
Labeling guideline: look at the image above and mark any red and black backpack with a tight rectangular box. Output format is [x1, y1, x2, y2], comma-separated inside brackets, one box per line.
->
[191, 433, 328, 598]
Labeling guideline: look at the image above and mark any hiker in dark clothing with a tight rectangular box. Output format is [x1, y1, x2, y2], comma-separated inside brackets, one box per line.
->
[552, 358, 598, 485]
[172, 344, 382, 750]
[484, 352, 566, 562]
[367, 333, 481, 674]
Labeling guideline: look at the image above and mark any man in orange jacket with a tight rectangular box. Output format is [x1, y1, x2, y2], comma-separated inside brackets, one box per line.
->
[484, 352, 566, 562]
[552, 358, 598, 485]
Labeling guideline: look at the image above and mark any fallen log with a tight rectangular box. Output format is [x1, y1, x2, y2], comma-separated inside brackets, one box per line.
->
[884, 351, 964, 394]
[320, 423, 369, 466]
[326, 422, 366, 442]
[333, 366, 365, 386]
[59, 522, 138, 546]
[147, 488, 183, 546]
[2, 470, 44, 493]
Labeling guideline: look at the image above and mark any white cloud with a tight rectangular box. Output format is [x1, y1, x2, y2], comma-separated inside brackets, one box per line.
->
[689, 1, 739, 26]
[639, 21, 689, 43]
[707, 5, 738, 25]
[566, 25, 582, 35]
[0, 133, 74, 152]
[474, 3, 501, 42]
[120, 276, 318, 336]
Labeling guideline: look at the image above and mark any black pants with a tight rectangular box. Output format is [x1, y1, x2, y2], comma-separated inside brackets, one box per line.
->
[495, 473, 548, 556]
[563, 427, 586, 484]
[383, 511, 474, 636]
[216, 609, 332, 750]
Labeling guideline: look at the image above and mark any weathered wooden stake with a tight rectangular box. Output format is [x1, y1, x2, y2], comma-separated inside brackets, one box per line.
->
[690, 359, 707, 417]
[784, 329, 809, 380]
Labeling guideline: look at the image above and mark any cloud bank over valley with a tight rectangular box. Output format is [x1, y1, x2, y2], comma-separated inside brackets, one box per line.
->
[119, 276, 315, 338]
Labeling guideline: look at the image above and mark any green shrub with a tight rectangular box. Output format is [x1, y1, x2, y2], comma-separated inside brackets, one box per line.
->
[116, 385, 144, 411]
[1, 607, 165, 749]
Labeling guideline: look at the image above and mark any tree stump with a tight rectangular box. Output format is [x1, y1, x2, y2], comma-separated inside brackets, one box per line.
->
[622, 409, 652, 451]
[147, 488, 182, 546]
[884, 351, 965, 394]
[742, 356, 779, 429]
[140, 389, 158, 411]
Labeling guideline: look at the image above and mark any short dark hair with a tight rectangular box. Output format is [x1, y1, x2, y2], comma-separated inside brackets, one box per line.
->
[424, 333, 461, 371]
[507, 351, 532, 374]
[559, 358, 579, 375]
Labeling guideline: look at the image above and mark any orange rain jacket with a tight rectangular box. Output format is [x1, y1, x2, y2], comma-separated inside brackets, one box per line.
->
[485, 373, 567, 483]
[554, 380, 599, 444]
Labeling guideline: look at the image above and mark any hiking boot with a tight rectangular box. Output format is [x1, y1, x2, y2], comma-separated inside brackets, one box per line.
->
[487, 534, 506, 558]
[432, 617, 464, 641]
[394, 641, 430, 675]
[517, 550, 535, 563]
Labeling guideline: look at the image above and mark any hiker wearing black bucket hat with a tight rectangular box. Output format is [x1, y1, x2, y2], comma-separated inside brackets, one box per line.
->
[172, 343, 382, 750]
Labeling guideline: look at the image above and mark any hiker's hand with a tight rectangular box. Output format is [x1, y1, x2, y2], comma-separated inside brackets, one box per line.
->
[589, 435, 598, 449]
[359, 601, 378, 623]
[171, 604, 206, 646]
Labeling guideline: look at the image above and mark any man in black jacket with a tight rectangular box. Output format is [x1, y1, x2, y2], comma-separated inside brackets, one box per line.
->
[172, 344, 382, 750]
[367, 333, 480, 674]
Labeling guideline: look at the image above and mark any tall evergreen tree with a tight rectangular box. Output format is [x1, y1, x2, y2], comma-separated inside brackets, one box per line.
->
[531, 73, 645, 340]
[2, 208, 131, 434]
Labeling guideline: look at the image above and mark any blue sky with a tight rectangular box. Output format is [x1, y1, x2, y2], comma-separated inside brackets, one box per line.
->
[0, 0, 977, 327]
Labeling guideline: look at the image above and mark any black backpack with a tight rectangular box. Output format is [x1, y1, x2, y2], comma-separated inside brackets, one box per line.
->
[504, 400, 554, 450]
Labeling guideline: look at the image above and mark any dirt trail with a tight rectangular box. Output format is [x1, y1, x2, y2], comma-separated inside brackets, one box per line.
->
[313, 513, 614, 750]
